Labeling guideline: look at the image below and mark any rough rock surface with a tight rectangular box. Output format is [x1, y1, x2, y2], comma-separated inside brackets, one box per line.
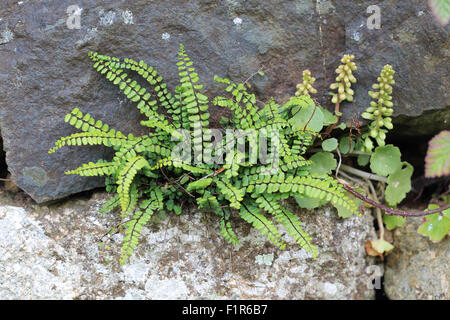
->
[0, 190, 379, 299]
[384, 217, 449, 300]
[0, 0, 448, 202]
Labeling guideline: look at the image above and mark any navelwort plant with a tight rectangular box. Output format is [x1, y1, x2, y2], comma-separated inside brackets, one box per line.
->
[49, 44, 359, 264]
[302, 61, 449, 257]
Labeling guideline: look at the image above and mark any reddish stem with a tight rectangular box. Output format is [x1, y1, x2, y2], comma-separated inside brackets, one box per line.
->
[322, 101, 341, 138]
[342, 184, 450, 217]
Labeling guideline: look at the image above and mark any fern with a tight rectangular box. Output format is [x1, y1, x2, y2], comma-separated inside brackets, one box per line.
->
[49, 44, 359, 264]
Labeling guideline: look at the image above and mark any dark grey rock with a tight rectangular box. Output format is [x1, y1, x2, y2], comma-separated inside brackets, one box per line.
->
[0, 0, 448, 202]
[341, 0, 449, 131]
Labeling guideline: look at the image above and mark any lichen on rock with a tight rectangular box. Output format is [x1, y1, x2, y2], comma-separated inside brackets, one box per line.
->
[0, 191, 379, 299]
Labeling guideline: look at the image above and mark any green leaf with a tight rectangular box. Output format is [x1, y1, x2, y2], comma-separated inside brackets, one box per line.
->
[383, 214, 406, 230]
[370, 145, 402, 177]
[290, 104, 324, 132]
[385, 163, 413, 206]
[365, 239, 394, 256]
[322, 138, 338, 152]
[166, 199, 174, 211]
[336, 122, 347, 130]
[309, 152, 337, 175]
[425, 130, 450, 178]
[318, 106, 337, 126]
[418, 204, 450, 242]
[357, 154, 370, 166]
[335, 190, 361, 218]
[428, 0, 450, 26]
[173, 205, 182, 215]
[339, 136, 355, 154]
[295, 196, 327, 210]
[219, 116, 230, 125]
[186, 178, 213, 192]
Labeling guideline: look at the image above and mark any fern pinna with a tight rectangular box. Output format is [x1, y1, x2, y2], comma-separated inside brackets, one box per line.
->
[49, 44, 358, 264]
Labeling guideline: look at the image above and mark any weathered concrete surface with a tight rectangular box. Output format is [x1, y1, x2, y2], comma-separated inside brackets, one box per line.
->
[0, 190, 379, 299]
[0, 0, 448, 202]
[384, 217, 449, 300]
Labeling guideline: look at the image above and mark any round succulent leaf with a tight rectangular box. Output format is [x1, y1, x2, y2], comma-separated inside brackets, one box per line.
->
[295, 196, 327, 210]
[383, 214, 406, 230]
[418, 204, 450, 242]
[385, 162, 413, 206]
[339, 136, 355, 154]
[290, 104, 324, 132]
[309, 152, 337, 175]
[322, 138, 338, 152]
[371, 239, 394, 254]
[357, 154, 370, 166]
[370, 145, 402, 177]
[337, 122, 347, 130]
[318, 106, 338, 126]
[365, 239, 394, 257]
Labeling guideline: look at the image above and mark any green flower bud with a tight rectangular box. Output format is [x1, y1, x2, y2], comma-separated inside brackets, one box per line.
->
[331, 95, 338, 104]
[361, 112, 373, 120]
[296, 69, 318, 96]
[370, 129, 378, 137]
[375, 136, 385, 147]
[365, 138, 374, 150]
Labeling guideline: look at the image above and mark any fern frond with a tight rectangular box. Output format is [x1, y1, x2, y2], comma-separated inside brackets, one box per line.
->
[290, 131, 316, 155]
[116, 156, 150, 214]
[256, 194, 318, 258]
[101, 55, 182, 126]
[254, 99, 287, 129]
[89, 52, 172, 128]
[65, 160, 119, 176]
[197, 194, 220, 210]
[111, 132, 170, 163]
[239, 202, 285, 248]
[215, 178, 245, 209]
[120, 184, 139, 219]
[280, 156, 312, 172]
[140, 119, 183, 141]
[120, 188, 163, 264]
[215, 207, 240, 245]
[49, 131, 132, 154]
[243, 174, 357, 214]
[99, 194, 120, 214]
[63, 107, 119, 134]
[177, 44, 210, 162]
[213, 76, 260, 130]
